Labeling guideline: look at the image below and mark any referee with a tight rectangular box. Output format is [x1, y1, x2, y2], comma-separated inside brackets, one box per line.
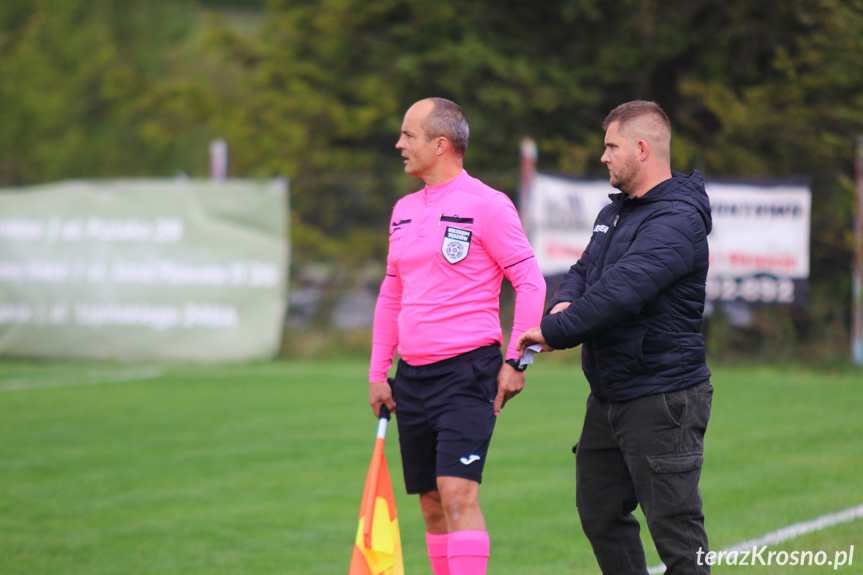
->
[369, 97, 546, 575]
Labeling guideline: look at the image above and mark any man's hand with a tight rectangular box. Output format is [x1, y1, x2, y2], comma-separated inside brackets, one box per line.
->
[494, 361, 525, 416]
[550, 301, 571, 314]
[369, 380, 396, 418]
[516, 326, 554, 354]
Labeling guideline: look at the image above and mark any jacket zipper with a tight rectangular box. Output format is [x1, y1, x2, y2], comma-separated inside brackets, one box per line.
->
[595, 201, 625, 389]
[599, 202, 625, 271]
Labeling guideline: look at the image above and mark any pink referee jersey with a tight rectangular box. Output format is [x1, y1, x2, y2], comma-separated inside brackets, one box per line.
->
[369, 170, 546, 383]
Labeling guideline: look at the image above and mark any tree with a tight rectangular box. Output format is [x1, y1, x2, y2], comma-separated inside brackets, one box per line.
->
[3, 0, 861, 357]
[208, 0, 863, 358]
[0, 0, 215, 185]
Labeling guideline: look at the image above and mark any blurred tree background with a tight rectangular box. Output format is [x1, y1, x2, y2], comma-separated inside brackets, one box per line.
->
[2, 0, 862, 363]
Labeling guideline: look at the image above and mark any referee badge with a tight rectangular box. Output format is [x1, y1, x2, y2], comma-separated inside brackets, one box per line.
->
[442, 226, 472, 264]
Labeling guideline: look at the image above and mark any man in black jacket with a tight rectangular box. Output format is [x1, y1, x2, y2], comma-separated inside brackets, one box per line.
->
[517, 101, 713, 574]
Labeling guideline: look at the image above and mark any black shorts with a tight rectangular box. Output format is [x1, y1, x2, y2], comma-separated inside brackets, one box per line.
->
[392, 345, 502, 494]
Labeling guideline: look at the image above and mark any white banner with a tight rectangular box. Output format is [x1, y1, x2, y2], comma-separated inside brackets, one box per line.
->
[0, 179, 289, 361]
[525, 173, 811, 305]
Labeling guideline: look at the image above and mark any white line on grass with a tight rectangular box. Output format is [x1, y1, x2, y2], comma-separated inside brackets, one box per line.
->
[0, 366, 164, 392]
[647, 503, 863, 574]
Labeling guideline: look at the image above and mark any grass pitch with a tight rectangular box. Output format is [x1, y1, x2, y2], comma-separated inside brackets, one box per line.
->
[0, 359, 861, 574]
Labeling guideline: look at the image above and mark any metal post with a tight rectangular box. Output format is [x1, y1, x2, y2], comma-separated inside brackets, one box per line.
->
[210, 138, 228, 182]
[853, 136, 863, 365]
[519, 137, 537, 231]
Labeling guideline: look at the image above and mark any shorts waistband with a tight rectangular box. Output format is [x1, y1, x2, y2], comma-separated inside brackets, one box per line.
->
[400, 344, 500, 371]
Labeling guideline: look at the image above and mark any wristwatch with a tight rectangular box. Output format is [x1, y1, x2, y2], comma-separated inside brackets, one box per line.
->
[505, 358, 528, 372]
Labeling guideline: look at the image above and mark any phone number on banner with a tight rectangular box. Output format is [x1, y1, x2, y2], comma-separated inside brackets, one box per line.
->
[706, 276, 806, 305]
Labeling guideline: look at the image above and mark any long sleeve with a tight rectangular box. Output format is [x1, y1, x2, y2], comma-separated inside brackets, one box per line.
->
[479, 196, 547, 360]
[504, 256, 546, 360]
[541, 208, 699, 350]
[547, 252, 588, 313]
[369, 273, 402, 382]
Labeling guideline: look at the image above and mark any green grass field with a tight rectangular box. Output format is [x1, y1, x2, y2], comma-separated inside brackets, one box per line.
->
[1, 359, 861, 574]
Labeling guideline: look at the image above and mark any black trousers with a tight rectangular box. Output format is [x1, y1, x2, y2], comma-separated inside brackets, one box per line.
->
[575, 380, 713, 575]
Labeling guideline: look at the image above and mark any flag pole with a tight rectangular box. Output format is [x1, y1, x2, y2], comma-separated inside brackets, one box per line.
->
[362, 405, 391, 548]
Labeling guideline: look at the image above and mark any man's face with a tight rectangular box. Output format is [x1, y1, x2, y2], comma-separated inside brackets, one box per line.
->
[601, 121, 640, 195]
[395, 101, 438, 179]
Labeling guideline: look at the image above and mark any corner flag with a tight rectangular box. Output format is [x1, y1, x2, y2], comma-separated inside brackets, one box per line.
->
[349, 406, 404, 575]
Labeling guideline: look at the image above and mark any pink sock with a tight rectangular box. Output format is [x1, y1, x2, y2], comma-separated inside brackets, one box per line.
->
[447, 530, 489, 575]
[426, 532, 451, 575]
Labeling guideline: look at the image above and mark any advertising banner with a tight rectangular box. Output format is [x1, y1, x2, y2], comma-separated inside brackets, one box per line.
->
[526, 173, 811, 305]
[0, 179, 289, 361]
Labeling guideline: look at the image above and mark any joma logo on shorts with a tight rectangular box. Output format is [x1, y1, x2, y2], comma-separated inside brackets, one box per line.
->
[460, 454, 481, 465]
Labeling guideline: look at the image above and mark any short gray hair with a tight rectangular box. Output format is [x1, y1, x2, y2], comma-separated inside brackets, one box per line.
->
[422, 97, 469, 157]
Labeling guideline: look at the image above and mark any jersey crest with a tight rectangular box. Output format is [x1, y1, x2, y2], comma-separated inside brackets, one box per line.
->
[441, 226, 472, 264]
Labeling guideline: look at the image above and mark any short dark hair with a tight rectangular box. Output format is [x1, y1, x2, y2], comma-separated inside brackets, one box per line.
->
[603, 100, 670, 134]
[603, 100, 671, 159]
[422, 98, 470, 157]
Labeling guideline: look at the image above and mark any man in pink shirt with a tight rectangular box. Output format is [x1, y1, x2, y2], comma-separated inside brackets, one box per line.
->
[369, 97, 546, 575]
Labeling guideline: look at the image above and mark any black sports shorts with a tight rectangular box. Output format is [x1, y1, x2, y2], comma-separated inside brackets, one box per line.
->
[391, 344, 502, 494]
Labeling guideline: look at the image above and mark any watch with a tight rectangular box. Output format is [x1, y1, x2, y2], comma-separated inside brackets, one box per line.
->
[505, 358, 528, 372]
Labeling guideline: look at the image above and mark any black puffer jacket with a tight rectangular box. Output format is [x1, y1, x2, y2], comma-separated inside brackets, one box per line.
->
[541, 171, 712, 401]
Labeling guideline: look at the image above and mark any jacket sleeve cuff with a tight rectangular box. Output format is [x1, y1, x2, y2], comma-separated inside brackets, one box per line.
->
[540, 313, 572, 350]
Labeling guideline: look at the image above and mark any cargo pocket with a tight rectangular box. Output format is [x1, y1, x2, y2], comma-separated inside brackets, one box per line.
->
[644, 453, 706, 542]
[647, 453, 703, 473]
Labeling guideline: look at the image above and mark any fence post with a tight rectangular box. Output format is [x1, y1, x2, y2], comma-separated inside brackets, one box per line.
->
[853, 136, 863, 365]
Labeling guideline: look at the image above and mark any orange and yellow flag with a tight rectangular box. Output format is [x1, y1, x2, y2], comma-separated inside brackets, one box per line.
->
[349, 413, 404, 575]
